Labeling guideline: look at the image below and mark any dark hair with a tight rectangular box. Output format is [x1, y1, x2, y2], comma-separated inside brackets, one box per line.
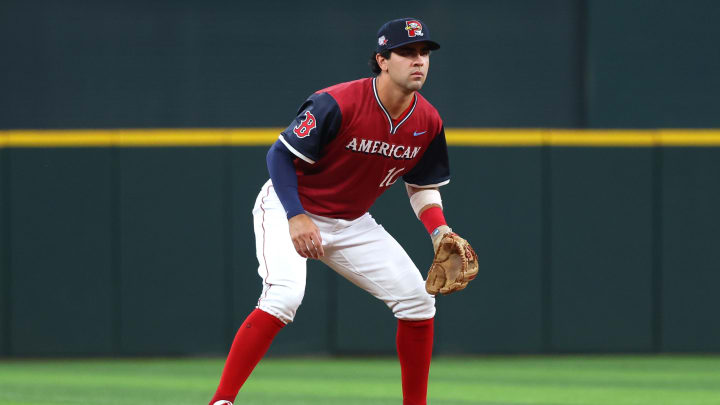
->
[369, 50, 392, 75]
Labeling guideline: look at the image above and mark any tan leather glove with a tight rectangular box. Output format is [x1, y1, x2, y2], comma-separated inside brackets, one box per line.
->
[425, 231, 479, 295]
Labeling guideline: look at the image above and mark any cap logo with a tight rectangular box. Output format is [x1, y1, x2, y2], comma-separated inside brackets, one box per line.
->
[405, 20, 424, 37]
[378, 35, 388, 46]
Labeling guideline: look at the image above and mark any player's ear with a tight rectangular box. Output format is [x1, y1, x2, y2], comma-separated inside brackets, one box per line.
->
[376, 52, 389, 72]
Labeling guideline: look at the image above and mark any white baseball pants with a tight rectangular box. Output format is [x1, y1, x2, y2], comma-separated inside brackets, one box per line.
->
[252, 180, 435, 324]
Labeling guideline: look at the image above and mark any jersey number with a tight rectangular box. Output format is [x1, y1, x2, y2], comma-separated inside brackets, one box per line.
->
[293, 111, 317, 138]
[379, 167, 405, 188]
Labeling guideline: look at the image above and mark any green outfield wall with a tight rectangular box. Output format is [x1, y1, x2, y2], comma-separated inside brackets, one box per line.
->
[1, 138, 719, 357]
[1, 0, 720, 356]
[2, 1, 719, 129]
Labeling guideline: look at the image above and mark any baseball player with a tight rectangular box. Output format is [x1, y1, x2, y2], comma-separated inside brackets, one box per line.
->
[210, 17, 476, 405]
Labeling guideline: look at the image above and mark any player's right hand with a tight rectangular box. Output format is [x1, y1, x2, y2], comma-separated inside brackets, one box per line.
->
[288, 214, 325, 259]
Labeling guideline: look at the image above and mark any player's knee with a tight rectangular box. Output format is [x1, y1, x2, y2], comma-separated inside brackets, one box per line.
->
[257, 285, 305, 324]
[283, 289, 305, 317]
[392, 291, 436, 320]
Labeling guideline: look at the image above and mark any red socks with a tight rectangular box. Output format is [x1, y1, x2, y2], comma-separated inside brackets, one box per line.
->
[209, 309, 285, 405]
[396, 318, 435, 405]
[210, 311, 433, 405]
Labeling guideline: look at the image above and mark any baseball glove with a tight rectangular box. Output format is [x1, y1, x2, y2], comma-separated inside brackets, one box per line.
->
[425, 232, 478, 295]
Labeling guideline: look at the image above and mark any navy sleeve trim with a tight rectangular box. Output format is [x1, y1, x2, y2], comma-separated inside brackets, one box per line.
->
[402, 126, 451, 187]
[266, 140, 305, 219]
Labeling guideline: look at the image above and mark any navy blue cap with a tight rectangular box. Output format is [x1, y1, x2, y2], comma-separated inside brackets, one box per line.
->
[376, 18, 440, 53]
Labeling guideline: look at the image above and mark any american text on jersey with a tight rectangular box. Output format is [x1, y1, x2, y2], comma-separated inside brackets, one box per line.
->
[345, 137, 422, 160]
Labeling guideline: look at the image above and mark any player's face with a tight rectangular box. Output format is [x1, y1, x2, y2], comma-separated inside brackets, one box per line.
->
[381, 42, 431, 92]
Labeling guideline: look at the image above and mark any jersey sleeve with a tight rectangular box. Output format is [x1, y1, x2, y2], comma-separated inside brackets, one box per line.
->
[402, 126, 451, 188]
[279, 92, 343, 164]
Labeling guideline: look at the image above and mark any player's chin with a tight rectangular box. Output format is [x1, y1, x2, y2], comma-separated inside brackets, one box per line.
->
[406, 80, 424, 91]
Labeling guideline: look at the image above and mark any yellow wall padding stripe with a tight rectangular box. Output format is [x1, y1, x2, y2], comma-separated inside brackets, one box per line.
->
[0, 129, 283, 148]
[446, 129, 720, 146]
[1, 129, 720, 148]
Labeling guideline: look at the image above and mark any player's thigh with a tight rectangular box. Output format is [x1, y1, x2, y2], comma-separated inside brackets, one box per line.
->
[252, 182, 307, 322]
[321, 217, 434, 320]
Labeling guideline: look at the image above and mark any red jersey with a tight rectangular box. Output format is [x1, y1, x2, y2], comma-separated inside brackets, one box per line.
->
[279, 77, 450, 219]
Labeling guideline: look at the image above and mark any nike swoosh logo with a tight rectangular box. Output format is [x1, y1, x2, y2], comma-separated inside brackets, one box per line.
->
[413, 131, 427, 136]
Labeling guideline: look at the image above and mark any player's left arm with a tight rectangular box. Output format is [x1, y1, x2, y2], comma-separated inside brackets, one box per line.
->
[402, 125, 452, 250]
[403, 125, 479, 294]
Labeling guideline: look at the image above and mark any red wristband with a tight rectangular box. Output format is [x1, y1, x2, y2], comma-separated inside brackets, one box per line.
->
[419, 206, 447, 234]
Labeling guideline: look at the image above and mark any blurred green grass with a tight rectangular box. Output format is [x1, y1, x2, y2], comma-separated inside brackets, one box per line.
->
[0, 355, 719, 404]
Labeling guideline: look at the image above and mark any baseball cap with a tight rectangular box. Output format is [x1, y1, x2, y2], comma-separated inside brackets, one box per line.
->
[376, 18, 441, 53]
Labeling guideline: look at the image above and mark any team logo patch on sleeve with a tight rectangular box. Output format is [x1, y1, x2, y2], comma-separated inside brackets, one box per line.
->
[293, 111, 317, 138]
[405, 20, 424, 37]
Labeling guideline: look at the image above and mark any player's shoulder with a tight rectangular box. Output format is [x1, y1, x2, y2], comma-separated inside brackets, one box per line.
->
[311, 78, 372, 116]
[414, 92, 443, 127]
[414, 92, 441, 118]
[314, 77, 372, 105]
